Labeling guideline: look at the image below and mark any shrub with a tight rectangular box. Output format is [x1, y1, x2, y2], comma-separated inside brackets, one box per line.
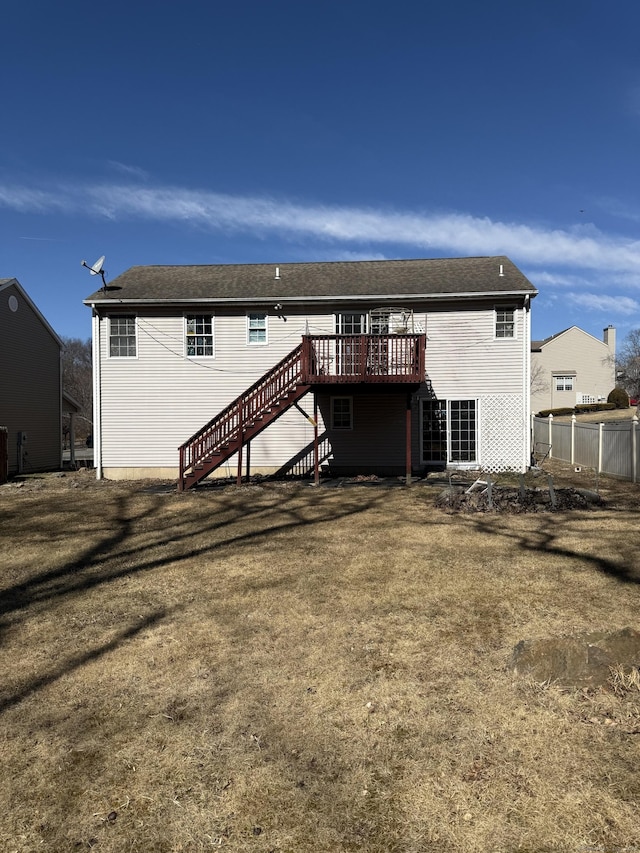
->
[607, 387, 630, 409]
[537, 407, 575, 417]
[536, 404, 616, 417]
[574, 403, 615, 414]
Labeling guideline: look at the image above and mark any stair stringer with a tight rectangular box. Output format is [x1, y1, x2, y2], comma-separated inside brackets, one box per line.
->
[181, 383, 311, 489]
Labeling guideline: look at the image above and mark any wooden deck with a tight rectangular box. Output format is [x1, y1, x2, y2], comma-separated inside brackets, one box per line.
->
[301, 334, 425, 384]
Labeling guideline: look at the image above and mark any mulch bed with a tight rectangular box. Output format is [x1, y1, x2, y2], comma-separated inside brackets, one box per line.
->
[436, 484, 605, 514]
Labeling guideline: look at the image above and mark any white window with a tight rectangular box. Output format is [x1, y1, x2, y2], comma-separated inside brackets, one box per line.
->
[495, 307, 515, 339]
[331, 396, 353, 430]
[554, 375, 574, 392]
[109, 316, 137, 357]
[247, 312, 268, 345]
[185, 315, 214, 358]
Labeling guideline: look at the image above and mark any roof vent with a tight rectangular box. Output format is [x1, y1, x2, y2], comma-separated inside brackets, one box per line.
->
[499, 264, 505, 277]
[274, 266, 280, 280]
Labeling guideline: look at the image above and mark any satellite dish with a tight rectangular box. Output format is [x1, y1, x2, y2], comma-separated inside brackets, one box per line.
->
[81, 255, 108, 289]
[81, 255, 105, 275]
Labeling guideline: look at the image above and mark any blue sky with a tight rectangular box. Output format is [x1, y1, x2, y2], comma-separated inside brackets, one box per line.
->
[2, 0, 640, 348]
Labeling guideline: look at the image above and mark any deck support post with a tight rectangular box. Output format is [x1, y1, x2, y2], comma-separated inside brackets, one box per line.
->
[314, 393, 320, 486]
[178, 446, 185, 492]
[405, 392, 412, 486]
[245, 442, 251, 483]
[237, 443, 243, 486]
[237, 405, 244, 486]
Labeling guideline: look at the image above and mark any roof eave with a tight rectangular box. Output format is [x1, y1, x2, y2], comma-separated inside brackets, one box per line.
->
[84, 288, 538, 308]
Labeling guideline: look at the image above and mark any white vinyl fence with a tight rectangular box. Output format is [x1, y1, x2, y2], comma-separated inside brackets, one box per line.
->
[532, 414, 640, 482]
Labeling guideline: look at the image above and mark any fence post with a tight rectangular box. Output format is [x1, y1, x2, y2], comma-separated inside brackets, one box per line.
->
[633, 415, 638, 484]
[548, 414, 553, 458]
[570, 413, 576, 465]
[598, 422, 604, 474]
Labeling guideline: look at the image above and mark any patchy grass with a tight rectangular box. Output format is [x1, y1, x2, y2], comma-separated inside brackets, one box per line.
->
[1, 469, 640, 852]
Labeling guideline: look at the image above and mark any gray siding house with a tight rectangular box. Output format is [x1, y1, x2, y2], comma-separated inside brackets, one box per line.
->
[531, 325, 616, 414]
[84, 256, 537, 487]
[0, 278, 63, 477]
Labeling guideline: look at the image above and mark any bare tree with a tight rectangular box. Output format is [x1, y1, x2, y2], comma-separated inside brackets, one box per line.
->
[616, 329, 640, 399]
[530, 360, 549, 398]
[61, 337, 93, 441]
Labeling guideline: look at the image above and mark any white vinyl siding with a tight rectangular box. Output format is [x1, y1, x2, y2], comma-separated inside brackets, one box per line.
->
[95, 301, 530, 476]
[417, 305, 527, 470]
[425, 306, 524, 397]
[97, 310, 331, 471]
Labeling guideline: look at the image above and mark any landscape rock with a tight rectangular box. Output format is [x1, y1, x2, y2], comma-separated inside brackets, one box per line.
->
[510, 627, 640, 688]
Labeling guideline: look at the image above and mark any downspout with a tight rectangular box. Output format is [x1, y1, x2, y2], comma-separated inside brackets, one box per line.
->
[92, 308, 103, 480]
[523, 296, 531, 471]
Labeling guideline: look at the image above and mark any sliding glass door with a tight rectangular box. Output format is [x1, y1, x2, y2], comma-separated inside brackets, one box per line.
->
[421, 399, 477, 464]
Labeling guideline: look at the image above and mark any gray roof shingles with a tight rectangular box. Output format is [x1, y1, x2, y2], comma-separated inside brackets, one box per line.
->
[84, 255, 537, 304]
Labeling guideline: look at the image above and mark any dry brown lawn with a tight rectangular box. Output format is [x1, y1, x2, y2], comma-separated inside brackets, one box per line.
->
[1, 465, 640, 852]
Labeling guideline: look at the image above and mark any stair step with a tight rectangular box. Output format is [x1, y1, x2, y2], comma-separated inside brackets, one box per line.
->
[180, 346, 308, 489]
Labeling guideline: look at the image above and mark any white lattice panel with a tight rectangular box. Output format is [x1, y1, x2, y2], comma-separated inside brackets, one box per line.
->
[480, 395, 524, 472]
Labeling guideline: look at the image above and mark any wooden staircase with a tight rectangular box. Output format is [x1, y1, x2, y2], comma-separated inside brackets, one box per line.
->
[178, 344, 310, 491]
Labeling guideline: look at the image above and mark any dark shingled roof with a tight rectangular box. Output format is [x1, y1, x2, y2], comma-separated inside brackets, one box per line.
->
[84, 255, 537, 305]
[531, 328, 572, 351]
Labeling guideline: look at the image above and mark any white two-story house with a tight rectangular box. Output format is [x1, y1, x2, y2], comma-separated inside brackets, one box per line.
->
[84, 256, 537, 488]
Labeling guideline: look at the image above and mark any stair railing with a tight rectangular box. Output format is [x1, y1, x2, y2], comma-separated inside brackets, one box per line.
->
[179, 344, 304, 487]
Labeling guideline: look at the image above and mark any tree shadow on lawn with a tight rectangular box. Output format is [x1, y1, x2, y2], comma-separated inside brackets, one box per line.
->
[0, 607, 171, 714]
[0, 484, 387, 712]
[463, 507, 640, 586]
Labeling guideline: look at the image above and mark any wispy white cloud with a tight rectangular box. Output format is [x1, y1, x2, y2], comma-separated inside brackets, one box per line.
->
[567, 292, 640, 315]
[0, 185, 78, 214]
[107, 161, 150, 181]
[2, 180, 640, 279]
[526, 270, 588, 289]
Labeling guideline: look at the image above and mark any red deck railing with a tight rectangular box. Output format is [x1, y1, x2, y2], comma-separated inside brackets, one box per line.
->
[301, 334, 424, 383]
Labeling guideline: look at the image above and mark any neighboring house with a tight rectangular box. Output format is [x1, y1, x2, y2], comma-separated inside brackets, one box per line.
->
[530, 325, 616, 414]
[83, 256, 537, 488]
[0, 278, 63, 476]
